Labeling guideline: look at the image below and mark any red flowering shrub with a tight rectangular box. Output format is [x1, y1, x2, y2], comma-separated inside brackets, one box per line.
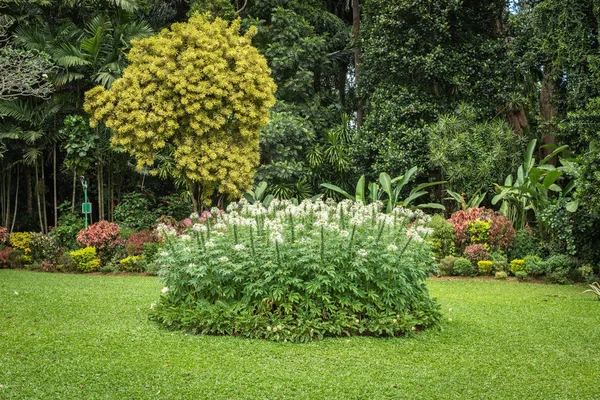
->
[77, 221, 121, 249]
[463, 244, 489, 264]
[449, 207, 515, 253]
[0, 226, 8, 244]
[0, 246, 12, 267]
[126, 230, 158, 255]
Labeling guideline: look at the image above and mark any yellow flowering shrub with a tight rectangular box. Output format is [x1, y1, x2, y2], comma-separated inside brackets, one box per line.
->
[9, 232, 32, 263]
[84, 13, 276, 204]
[70, 247, 101, 273]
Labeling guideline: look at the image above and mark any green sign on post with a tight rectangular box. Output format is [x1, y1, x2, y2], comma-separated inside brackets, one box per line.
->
[82, 202, 92, 214]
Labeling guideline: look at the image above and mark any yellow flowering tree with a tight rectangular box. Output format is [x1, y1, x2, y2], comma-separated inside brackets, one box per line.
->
[84, 13, 276, 210]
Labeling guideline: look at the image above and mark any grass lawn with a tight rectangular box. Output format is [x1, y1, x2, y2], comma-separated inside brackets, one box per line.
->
[1, 270, 599, 399]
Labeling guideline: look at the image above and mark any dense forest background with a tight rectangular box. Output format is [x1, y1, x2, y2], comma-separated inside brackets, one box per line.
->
[1, 0, 600, 262]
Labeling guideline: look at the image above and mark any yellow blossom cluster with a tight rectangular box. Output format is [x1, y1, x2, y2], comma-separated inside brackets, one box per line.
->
[84, 13, 276, 200]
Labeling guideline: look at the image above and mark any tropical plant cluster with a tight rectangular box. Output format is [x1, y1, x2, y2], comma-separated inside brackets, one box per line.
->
[149, 198, 442, 342]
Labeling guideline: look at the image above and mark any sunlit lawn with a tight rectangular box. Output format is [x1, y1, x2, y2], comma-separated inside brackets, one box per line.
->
[1, 270, 599, 399]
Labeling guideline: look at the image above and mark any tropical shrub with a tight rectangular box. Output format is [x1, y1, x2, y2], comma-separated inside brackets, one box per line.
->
[77, 221, 123, 263]
[463, 244, 489, 265]
[29, 233, 59, 263]
[0, 247, 12, 268]
[119, 255, 144, 272]
[9, 232, 32, 264]
[150, 199, 442, 342]
[0, 226, 8, 244]
[453, 257, 475, 277]
[49, 202, 86, 250]
[115, 192, 156, 230]
[69, 247, 101, 272]
[156, 192, 193, 221]
[438, 256, 456, 276]
[449, 207, 515, 253]
[495, 271, 508, 280]
[490, 251, 510, 273]
[577, 265, 596, 283]
[125, 230, 158, 256]
[510, 228, 542, 260]
[524, 255, 546, 277]
[545, 254, 575, 284]
[477, 261, 493, 275]
[510, 259, 526, 275]
[428, 214, 455, 260]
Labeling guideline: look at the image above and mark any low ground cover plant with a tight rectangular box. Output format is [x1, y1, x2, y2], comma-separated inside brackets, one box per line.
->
[149, 199, 442, 342]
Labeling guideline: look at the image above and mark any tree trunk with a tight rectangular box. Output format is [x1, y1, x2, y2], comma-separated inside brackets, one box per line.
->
[540, 73, 558, 163]
[352, 0, 364, 128]
[10, 166, 19, 233]
[41, 159, 48, 233]
[506, 106, 528, 136]
[35, 162, 44, 233]
[53, 143, 57, 227]
[98, 163, 105, 221]
[26, 168, 33, 215]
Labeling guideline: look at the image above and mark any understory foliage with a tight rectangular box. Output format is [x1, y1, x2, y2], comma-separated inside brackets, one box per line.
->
[150, 199, 442, 342]
[449, 207, 516, 253]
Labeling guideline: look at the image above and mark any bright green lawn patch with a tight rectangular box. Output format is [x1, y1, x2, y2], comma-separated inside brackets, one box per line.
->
[1, 271, 599, 399]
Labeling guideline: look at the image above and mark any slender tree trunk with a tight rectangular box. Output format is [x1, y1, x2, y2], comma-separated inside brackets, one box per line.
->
[26, 168, 33, 215]
[41, 160, 48, 233]
[53, 143, 57, 227]
[4, 167, 11, 227]
[352, 0, 364, 128]
[98, 163, 104, 221]
[35, 162, 44, 233]
[10, 166, 19, 233]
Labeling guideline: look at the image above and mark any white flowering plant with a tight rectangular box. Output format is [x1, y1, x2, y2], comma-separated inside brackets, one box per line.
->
[149, 199, 442, 342]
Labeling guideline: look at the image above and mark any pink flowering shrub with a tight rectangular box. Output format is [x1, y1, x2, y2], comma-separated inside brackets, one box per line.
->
[463, 244, 489, 264]
[449, 207, 515, 253]
[77, 221, 121, 249]
[126, 230, 158, 256]
[0, 246, 12, 267]
[0, 226, 8, 244]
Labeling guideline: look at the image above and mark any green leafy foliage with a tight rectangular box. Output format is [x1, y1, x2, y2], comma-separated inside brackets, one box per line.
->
[510, 259, 526, 275]
[115, 192, 155, 230]
[150, 199, 442, 342]
[453, 258, 475, 277]
[495, 271, 508, 280]
[427, 214, 455, 260]
[438, 256, 455, 276]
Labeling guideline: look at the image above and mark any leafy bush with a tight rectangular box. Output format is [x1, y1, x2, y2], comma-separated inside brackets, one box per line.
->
[495, 271, 508, 280]
[515, 271, 529, 281]
[49, 202, 85, 250]
[510, 228, 542, 260]
[0, 247, 12, 268]
[150, 199, 442, 342]
[490, 251, 509, 273]
[510, 259, 525, 275]
[56, 252, 77, 272]
[463, 244, 489, 265]
[141, 242, 161, 274]
[156, 192, 193, 221]
[449, 207, 515, 253]
[114, 192, 156, 230]
[545, 254, 575, 284]
[577, 265, 596, 283]
[119, 255, 144, 272]
[0, 226, 8, 244]
[125, 230, 158, 256]
[454, 257, 475, 277]
[477, 261, 493, 275]
[77, 221, 123, 263]
[427, 214, 455, 260]
[524, 255, 546, 277]
[9, 232, 32, 264]
[438, 256, 455, 276]
[69, 247, 101, 272]
[29, 233, 59, 263]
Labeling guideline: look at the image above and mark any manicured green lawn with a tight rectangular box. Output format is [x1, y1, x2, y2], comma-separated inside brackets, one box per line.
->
[0, 270, 598, 399]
